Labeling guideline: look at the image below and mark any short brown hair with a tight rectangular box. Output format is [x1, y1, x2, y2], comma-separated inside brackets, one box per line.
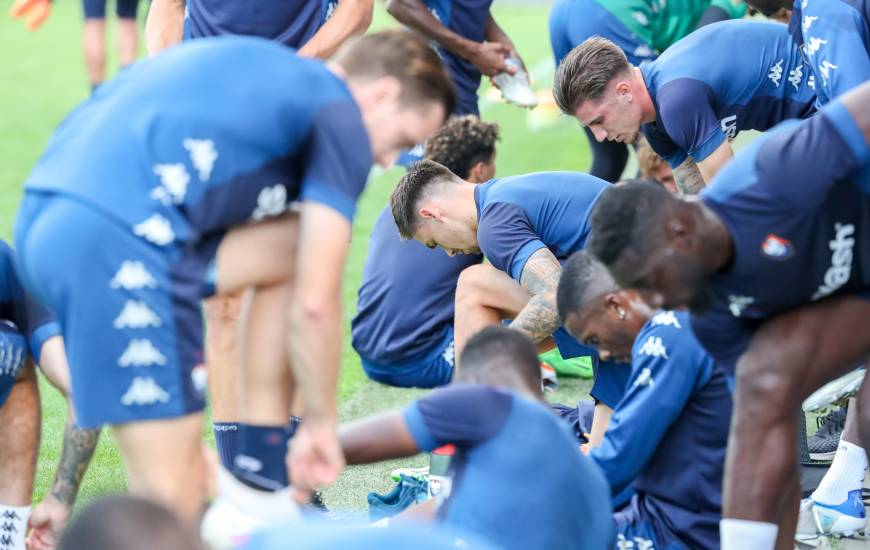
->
[553, 37, 631, 115]
[424, 115, 500, 179]
[636, 136, 668, 180]
[334, 31, 456, 118]
[390, 159, 456, 239]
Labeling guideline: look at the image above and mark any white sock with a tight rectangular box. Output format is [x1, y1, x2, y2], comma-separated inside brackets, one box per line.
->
[812, 440, 868, 505]
[0, 505, 30, 550]
[720, 518, 778, 550]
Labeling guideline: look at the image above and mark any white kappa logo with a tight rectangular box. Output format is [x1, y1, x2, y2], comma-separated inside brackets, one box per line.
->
[110, 261, 158, 290]
[120, 377, 170, 406]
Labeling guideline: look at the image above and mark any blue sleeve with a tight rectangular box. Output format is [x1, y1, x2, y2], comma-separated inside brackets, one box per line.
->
[689, 310, 752, 375]
[299, 100, 373, 222]
[590, 327, 708, 496]
[804, 3, 870, 103]
[477, 202, 547, 280]
[402, 385, 513, 452]
[589, 358, 632, 409]
[642, 124, 687, 169]
[754, 100, 870, 206]
[656, 78, 727, 164]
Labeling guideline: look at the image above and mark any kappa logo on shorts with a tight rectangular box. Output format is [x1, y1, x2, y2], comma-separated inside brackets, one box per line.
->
[638, 336, 668, 359]
[151, 163, 190, 205]
[802, 15, 818, 33]
[761, 234, 794, 260]
[133, 214, 175, 246]
[120, 377, 170, 406]
[118, 339, 166, 367]
[182, 138, 218, 182]
[805, 36, 828, 56]
[813, 222, 855, 300]
[788, 65, 804, 91]
[767, 58, 784, 87]
[114, 301, 162, 329]
[818, 60, 838, 87]
[251, 185, 288, 221]
[720, 115, 738, 141]
[650, 311, 681, 329]
[110, 261, 158, 290]
[616, 534, 655, 550]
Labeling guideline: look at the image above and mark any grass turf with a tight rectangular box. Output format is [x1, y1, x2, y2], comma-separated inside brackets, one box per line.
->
[2, 0, 595, 512]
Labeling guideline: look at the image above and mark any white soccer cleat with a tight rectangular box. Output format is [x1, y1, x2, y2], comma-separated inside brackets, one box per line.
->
[201, 466, 301, 550]
[811, 490, 867, 538]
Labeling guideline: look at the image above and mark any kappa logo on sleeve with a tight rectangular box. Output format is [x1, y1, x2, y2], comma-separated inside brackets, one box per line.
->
[638, 336, 668, 359]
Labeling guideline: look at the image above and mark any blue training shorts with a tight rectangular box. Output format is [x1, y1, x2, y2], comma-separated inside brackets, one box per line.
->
[0, 322, 29, 409]
[83, 0, 140, 19]
[15, 192, 209, 428]
[361, 326, 455, 389]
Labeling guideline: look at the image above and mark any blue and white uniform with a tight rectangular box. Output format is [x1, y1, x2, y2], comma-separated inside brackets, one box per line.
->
[591, 310, 731, 550]
[404, 384, 614, 550]
[185, 0, 338, 48]
[788, 0, 870, 106]
[352, 208, 481, 388]
[15, 37, 373, 428]
[641, 20, 817, 168]
[691, 97, 870, 371]
[474, 172, 631, 407]
[0, 241, 60, 408]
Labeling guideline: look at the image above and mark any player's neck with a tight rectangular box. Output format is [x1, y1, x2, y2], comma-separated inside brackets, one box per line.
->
[632, 66, 656, 124]
[456, 183, 480, 231]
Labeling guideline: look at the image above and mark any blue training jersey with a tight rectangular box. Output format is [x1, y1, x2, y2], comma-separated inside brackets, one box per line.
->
[25, 37, 373, 249]
[185, 0, 338, 48]
[592, 310, 731, 550]
[474, 172, 631, 406]
[692, 97, 870, 370]
[423, 0, 493, 115]
[789, 0, 870, 106]
[404, 384, 614, 550]
[640, 20, 817, 168]
[352, 207, 481, 365]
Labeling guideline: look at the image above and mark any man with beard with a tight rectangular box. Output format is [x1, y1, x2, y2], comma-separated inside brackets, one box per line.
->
[585, 81, 870, 548]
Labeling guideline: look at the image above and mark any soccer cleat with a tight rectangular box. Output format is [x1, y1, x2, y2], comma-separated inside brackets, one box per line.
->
[390, 465, 429, 483]
[308, 491, 341, 521]
[539, 349, 594, 379]
[804, 369, 865, 412]
[491, 58, 538, 108]
[540, 363, 558, 392]
[201, 466, 300, 550]
[807, 407, 847, 461]
[812, 489, 868, 537]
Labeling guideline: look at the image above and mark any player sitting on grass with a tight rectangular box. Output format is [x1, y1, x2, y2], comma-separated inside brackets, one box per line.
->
[586, 82, 870, 548]
[389, 160, 631, 448]
[333, 326, 613, 550]
[558, 250, 732, 550]
[352, 115, 498, 389]
[554, 20, 817, 193]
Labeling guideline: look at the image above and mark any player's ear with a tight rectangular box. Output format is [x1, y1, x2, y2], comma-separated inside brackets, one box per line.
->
[360, 75, 402, 108]
[419, 206, 442, 222]
[604, 292, 625, 320]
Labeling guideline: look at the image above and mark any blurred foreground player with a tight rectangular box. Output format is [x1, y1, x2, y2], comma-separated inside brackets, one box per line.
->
[353, 116, 499, 388]
[587, 82, 870, 548]
[15, 31, 454, 528]
[333, 326, 613, 550]
[559, 251, 732, 550]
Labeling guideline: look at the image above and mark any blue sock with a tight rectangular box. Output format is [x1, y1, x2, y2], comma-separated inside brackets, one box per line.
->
[233, 423, 296, 491]
[213, 422, 240, 470]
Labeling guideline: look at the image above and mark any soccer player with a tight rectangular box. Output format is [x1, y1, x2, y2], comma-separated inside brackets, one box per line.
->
[352, 116, 499, 388]
[558, 251, 732, 550]
[586, 81, 870, 548]
[10, 0, 140, 91]
[14, 31, 454, 525]
[389, 161, 632, 443]
[553, 20, 817, 193]
[146, 0, 373, 58]
[549, 0, 747, 182]
[748, 0, 870, 106]
[331, 326, 614, 550]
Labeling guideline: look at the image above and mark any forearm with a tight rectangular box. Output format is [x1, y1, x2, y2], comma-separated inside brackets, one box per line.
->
[288, 301, 341, 423]
[145, 0, 185, 56]
[484, 16, 515, 54]
[386, 0, 479, 60]
[587, 403, 612, 447]
[339, 413, 419, 464]
[673, 158, 706, 194]
[297, 0, 373, 59]
[48, 416, 100, 507]
[508, 290, 561, 343]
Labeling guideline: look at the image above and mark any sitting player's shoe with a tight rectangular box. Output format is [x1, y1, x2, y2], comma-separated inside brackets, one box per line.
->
[812, 489, 868, 537]
[539, 349, 593, 379]
[540, 363, 558, 393]
[390, 465, 429, 483]
[201, 466, 300, 550]
[796, 499, 834, 549]
[308, 491, 341, 521]
[367, 474, 429, 522]
[807, 407, 847, 462]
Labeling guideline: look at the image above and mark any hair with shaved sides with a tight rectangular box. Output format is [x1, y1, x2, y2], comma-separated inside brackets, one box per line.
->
[390, 159, 458, 239]
[557, 250, 618, 322]
[457, 326, 542, 395]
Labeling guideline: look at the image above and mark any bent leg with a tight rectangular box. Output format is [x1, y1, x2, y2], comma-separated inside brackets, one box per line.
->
[0, 364, 40, 507]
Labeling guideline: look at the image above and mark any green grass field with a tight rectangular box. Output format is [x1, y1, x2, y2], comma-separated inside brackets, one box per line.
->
[2, 0, 598, 513]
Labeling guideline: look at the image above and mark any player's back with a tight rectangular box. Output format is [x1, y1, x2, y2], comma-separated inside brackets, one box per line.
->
[25, 36, 364, 243]
[439, 386, 613, 549]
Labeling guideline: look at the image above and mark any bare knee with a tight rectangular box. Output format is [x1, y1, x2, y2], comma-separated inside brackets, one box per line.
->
[734, 350, 801, 421]
[455, 264, 500, 309]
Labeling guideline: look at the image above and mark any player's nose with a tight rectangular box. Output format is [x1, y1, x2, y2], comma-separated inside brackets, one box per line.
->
[592, 127, 607, 142]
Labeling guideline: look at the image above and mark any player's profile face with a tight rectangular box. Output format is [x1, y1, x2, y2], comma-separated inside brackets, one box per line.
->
[413, 218, 480, 257]
[575, 93, 640, 145]
[564, 305, 633, 364]
[364, 98, 446, 168]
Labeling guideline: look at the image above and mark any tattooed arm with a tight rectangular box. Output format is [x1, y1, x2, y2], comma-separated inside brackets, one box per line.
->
[27, 416, 100, 550]
[672, 157, 707, 195]
[508, 248, 563, 343]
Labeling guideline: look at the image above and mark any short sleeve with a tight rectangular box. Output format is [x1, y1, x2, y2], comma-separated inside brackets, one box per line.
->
[402, 385, 513, 452]
[590, 358, 632, 409]
[642, 123, 688, 169]
[477, 202, 547, 280]
[657, 78, 727, 164]
[299, 101, 374, 222]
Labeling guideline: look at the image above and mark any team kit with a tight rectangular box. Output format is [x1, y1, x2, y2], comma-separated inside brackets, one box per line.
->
[3, 0, 870, 549]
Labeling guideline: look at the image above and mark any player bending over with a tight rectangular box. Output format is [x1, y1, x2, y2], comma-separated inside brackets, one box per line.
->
[558, 251, 732, 550]
[334, 326, 613, 550]
[352, 115, 498, 389]
[587, 81, 870, 548]
[553, 20, 816, 193]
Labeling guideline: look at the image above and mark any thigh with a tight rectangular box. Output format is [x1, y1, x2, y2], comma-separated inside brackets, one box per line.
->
[456, 264, 531, 317]
[0, 363, 40, 505]
[214, 214, 299, 294]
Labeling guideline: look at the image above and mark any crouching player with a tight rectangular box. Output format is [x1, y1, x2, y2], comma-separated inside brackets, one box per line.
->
[389, 161, 631, 445]
[352, 116, 499, 388]
[558, 250, 732, 549]
[330, 326, 613, 550]
[15, 31, 454, 528]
